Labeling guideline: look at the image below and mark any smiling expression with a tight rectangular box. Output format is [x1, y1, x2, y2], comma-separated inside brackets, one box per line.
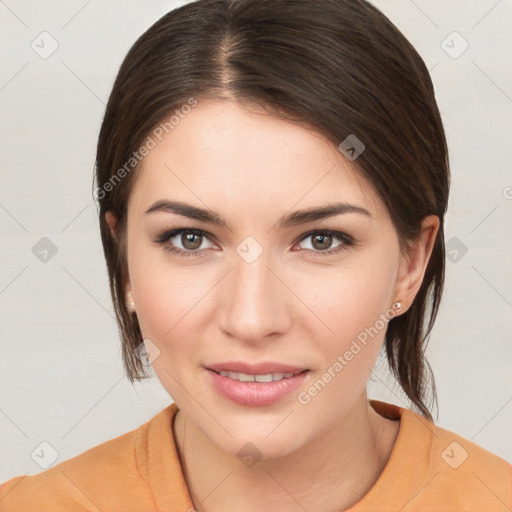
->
[115, 97, 426, 458]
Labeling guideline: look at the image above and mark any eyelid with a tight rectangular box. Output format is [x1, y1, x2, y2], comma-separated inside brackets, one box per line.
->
[295, 228, 354, 244]
[153, 226, 355, 257]
[153, 227, 218, 248]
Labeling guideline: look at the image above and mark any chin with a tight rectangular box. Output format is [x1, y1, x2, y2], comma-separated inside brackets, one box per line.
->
[206, 416, 307, 460]
[221, 434, 302, 463]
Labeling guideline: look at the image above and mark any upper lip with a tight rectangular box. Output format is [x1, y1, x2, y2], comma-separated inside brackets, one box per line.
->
[206, 361, 308, 375]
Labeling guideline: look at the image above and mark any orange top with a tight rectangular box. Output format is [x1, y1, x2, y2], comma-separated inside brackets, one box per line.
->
[1, 400, 511, 511]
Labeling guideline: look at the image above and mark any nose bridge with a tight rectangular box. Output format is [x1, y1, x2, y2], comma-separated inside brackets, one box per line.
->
[218, 242, 289, 341]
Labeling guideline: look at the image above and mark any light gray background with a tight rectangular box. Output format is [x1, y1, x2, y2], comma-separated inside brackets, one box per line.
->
[1, 0, 511, 481]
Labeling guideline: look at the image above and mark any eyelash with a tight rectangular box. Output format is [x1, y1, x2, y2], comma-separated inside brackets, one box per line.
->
[152, 228, 355, 258]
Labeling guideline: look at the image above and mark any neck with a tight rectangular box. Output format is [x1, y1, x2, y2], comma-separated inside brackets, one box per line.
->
[173, 391, 399, 512]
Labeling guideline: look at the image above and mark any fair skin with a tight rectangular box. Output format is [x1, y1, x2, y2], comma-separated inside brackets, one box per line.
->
[106, 98, 439, 512]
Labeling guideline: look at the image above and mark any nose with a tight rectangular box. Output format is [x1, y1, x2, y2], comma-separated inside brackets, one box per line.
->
[217, 249, 292, 345]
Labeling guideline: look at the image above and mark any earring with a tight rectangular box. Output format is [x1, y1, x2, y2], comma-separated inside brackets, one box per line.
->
[393, 301, 403, 311]
[126, 291, 136, 313]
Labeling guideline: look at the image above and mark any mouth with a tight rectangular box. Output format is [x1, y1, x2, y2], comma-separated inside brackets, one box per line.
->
[206, 361, 309, 380]
[208, 368, 309, 383]
[204, 362, 310, 407]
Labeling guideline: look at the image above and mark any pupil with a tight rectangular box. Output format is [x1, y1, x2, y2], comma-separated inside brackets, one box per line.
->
[183, 232, 201, 250]
[313, 234, 331, 250]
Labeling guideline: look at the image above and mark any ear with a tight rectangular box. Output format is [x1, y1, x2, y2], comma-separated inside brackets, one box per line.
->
[105, 211, 118, 241]
[105, 211, 131, 291]
[394, 215, 440, 312]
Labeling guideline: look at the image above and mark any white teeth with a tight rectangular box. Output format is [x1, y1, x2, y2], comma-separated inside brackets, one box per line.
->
[218, 371, 296, 382]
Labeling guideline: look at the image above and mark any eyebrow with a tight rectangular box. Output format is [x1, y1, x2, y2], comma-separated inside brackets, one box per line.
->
[144, 199, 372, 230]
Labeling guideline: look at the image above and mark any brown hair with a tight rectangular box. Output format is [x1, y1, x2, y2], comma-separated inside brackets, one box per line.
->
[94, 0, 449, 421]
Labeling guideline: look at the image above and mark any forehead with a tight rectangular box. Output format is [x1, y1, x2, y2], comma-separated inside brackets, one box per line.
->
[129, 98, 385, 220]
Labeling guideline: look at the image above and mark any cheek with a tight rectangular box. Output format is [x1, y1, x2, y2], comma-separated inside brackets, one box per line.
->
[127, 240, 216, 372]
[311, 256, 397, 336]
[130, 266, 211, 400]
[297, 276, 394, 412]
[132, 265, 206, 342]
[302, 252, 398, 377]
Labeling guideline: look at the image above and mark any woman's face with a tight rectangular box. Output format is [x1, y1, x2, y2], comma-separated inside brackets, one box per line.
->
[116, 98, 435, 458]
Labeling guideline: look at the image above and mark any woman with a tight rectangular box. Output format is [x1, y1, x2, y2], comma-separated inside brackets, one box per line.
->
[1, 0, 510, 510]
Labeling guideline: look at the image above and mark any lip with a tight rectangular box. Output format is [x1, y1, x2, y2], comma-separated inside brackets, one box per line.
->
[205, 366, 310, 407]
[206, 361, 307, 375]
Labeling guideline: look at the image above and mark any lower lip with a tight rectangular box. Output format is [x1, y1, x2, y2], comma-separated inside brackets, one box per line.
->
[206, 369, 309, 407]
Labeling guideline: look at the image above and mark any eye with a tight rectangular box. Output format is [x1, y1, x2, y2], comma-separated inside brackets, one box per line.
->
[294, 230, 354, 257]
[153, 228, 215, 257]
[153, 228, 355, 258]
